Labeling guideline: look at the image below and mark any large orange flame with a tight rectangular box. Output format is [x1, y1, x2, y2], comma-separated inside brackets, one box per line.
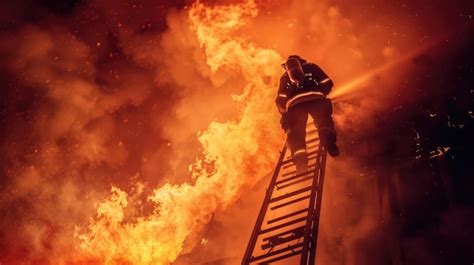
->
[76, 1, 285, 264]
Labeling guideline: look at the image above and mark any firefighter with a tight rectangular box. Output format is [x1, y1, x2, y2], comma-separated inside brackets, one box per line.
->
[276, 55, 339, 174]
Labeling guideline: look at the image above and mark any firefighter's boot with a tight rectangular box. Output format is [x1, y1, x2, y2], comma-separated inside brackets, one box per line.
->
[320, 129, 339, 157]
[293, 151, 308, 174]
[327, 142, 340, 157]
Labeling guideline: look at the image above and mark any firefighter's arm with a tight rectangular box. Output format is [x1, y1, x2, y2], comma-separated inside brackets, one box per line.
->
[275, 76, 288, 113]
[277, 76, 290, 131]
[310, 64, 334, 96]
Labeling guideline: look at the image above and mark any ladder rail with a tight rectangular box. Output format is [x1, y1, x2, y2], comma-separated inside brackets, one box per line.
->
[309, 149, 327, 264]
[300, 144, 324, 265]
[241, 142, 288, 264]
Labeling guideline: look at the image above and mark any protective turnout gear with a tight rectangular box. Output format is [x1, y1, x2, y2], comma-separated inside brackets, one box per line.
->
[276, 55, 339, 173]
[276, 55, 334, 114]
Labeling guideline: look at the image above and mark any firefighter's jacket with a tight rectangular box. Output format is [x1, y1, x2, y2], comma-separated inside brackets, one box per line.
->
[275, 62, 333, 113]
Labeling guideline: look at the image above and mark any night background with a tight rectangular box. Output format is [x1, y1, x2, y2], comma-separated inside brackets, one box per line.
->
[0, 0, 473, 264]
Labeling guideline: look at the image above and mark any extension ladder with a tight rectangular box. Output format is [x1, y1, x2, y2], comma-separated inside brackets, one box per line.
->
[242, 123, 327, 265]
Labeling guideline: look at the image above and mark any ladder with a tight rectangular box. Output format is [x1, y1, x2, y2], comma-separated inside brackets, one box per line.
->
[242, 123, 327, 265]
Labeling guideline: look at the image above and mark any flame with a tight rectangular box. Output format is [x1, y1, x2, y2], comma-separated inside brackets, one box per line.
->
[76, 1, 284, 264]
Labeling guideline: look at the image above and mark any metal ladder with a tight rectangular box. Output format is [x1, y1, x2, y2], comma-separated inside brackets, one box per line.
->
[242, 123, 327, 265]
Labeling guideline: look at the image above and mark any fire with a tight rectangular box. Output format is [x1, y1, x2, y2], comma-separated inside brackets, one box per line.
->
[76, 1, 284, 264]
[1, 0, 447, 264]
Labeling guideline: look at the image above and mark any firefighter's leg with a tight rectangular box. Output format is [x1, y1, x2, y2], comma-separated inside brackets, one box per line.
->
[310, 98, 339, 157]
[286, 106, 309, 174]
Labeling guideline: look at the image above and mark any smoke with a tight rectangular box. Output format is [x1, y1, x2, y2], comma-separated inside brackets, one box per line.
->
[0, 26, 154, 265]
[0, 0, 187, 263]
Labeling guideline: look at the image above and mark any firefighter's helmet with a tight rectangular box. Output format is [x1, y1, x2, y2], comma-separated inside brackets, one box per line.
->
[283, 55, 306, 85]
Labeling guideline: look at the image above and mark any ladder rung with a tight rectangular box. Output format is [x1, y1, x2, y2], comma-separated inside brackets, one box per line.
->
[285, 144, 318, 160]
[270, 195, 311, 210]
[249, 243, 303, 263]
[282, 150, 318, 165]
[270, 186, 312, 203]
[262, 236, 299, 251]
[277, 176, 314, 190]
[283, 139, 318, 161]
[306, 144, 319, 152]
[277, 169, 313, 185]
[261, 227, 305, 250]
[306, 137, 319, 145]
[281, 165, 316, 178]
[282, 154, 318, 169]
[259, 217, 307, 235]
[263, 226, 305, 241]
[307, 128, 318, 135]
[259, 249, 302, 264]
[306, 148, 318, 155]
[267, 208, 309, 225]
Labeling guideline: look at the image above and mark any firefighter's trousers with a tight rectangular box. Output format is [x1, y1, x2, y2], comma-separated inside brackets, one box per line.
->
[282, 98, 337, 173]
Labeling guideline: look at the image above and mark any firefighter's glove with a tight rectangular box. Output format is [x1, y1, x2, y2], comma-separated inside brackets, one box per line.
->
[280, 114, 290, 132]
